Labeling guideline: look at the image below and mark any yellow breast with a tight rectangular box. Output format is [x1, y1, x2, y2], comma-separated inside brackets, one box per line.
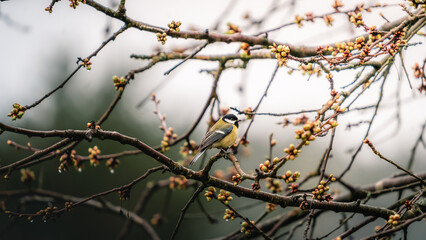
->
[212, 125, 237, 149]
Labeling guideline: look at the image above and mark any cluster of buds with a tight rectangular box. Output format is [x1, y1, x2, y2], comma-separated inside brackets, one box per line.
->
[323, 15, 334, 26]
[321, 93, 345, 114]
[328, 119, 339, 128]
[106, 158, 120, 173]
[270, 43, 290, 66]
[167, 20, 181, 32]
[20, 168, 35, 186]
[113, 75, 127, 92]
[354, 36, 366, 50]
[73, 153, 83, 172]
[241, 221, 256, 236]
[259, 159, 275, 173]
[151, 213, 166, 226]
[36, 206, 58, 222]
[281, 170, 300, 184]
[332, 0, 343, 11]
[404, 200, 413, 210]
[161, 127, 178, 152]
[204, 187, 216, 201]
[299, 200, 309, 210]
[239, 138, 250, 147]
[293, 114, 309, 125]
[58, 150, 79, 173]
[294, 14, 304, 27]
[316, 45, 333, 55]
[387, 213, 400, 227]
[330, 89, 338, 97]
[412, 63, 424, 80]
[299, 63, 321, 76]
[348, 12, 364, 27]
[118, 188, 130, 200]
[223, 209, 237, 221]
[288, 183, 299, 193]
[156, 32, 167, 45]
[243, 107, 254, 119]
[387, 40, 403, 56]
[360, 46, 371, 60]
[367, 26, 381, 44]
[218, 190, 233, 204]
[225, 22, 241, 34]
[86, 121, 101, 130]
[64, 202, 73, 212]
[232, 174, 242, 186]
[80, 58, 91, 70]
[240, 43, 251, 57]
[284, 144, 301, 160]
[251, 182, 261, 191]
[45, 6, 53, 13]
[266, 178, 282, 193]
[168, 176, 189, 190]
[388, 29, 407, 56]
[8, 103, 25, 121]
[305, 12, 314, 22]
[266, 203, 277, 212]
[409, 0, 426, 9]
[412, 63, 426, 92]
[333, 42, 353, 59]
[179, 140, 197, 158]
[312, 174, 336, 201]
[88, 146, 101, 166]
[295, 120, 321, 145]
[69, 0, 86, 9]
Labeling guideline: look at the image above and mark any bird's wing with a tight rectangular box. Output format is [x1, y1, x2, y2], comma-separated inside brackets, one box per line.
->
[199, 125, 233, 151]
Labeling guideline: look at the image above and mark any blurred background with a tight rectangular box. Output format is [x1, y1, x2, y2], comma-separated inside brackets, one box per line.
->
[1, 0, 425, 239]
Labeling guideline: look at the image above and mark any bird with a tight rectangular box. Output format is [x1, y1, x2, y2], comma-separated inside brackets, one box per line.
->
[189, 114, 239, 166]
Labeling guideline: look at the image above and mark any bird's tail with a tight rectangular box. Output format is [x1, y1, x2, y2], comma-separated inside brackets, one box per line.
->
[189, 149, 205, 166]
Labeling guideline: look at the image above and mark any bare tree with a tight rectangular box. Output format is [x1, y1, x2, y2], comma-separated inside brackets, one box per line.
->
[1, 0, 425, 239]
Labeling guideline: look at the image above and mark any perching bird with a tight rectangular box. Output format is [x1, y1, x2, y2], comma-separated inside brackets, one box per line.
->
[189, 114, 239, 166]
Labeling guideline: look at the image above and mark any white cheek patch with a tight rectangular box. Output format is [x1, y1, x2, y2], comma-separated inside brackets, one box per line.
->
[223, 118, 235, 124]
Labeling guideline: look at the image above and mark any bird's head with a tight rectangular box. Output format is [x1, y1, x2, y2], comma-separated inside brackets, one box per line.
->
[222, 114, 239, 127]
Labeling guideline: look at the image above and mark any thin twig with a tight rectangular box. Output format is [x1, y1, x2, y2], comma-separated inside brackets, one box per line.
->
[170, 184, 205, 240]
[364, 138, 426, 186]
[23, 24, 129, 111]
[164, 41, 209, 75]
[2, 188, 160, 240]
[407, 120, 426, 170]
[1, 138, 72, 175]
[339, 63, 391, 179]
[399, 53, 413, 89]
[239, 63, 279, 145]
[223, 203, 273, 240]
[115, 179, 170, 240]
[360, 212, 426, 240]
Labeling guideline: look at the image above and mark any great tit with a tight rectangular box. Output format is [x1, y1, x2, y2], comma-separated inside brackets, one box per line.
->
[189, 114, 239, 166]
